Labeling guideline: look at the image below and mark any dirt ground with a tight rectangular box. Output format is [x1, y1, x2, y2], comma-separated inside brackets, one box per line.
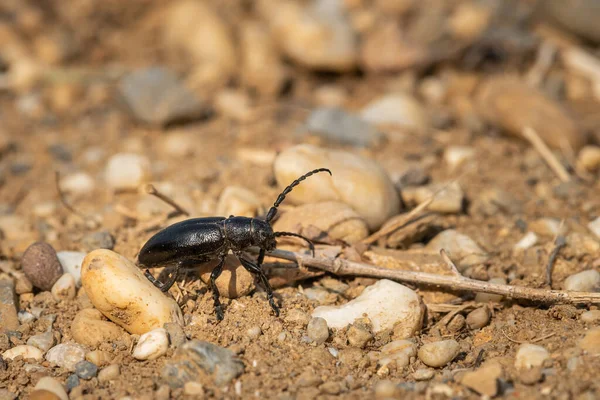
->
[1, 0, 600, 399]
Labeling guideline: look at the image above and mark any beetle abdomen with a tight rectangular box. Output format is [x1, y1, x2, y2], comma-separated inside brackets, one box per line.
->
[138, 217, 227, 267]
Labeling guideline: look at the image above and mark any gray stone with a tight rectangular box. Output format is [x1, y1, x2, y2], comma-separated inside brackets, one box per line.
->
[27, 331, 55, 352]
[119, 67, 206, 125]
[162, 340, 244, 387]
[81, 231, 115, 251]
[66, 374, 80, 391]
[21, 242, 64, 291]
[307, 317, 329, 344]
[303, 107, 383, 147]
[164, 322, 186, 348]
[75, 360, 98, 380]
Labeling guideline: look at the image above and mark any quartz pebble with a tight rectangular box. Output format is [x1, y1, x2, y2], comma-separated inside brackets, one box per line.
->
[98, 364, 120, 382]
[379, 340, 417, 369]
[413, 368, 434, 381]
[272, 202, 369, 244]
[86, 350, 112, 367]
[105, 153, 151, 191]
[45, 343, 86, 371]
[198, 255, 255, 299]
[2, 345, 44, 361]
[444, 146, 475, 170]
[578, 327, 600, 355]
[303, 107, 383, 147]
[403, 182, 465, 214]
[56, 251, 86, 287]
[514, 344, 550, 370]
[27, 331, 55, 352]
[274, 144, 399, 230]
[418, 340, 460, 368]
[313, 279, 423, 338]
[21, 242, 63, 291]
[514, 232, 538, 251]
[307, 317, 329, 344]
[347, 323, 373, 348]
[75, 360, 98, 380]
[32, 377, 68, 400]
[119, 67, 205, 125]
[51, 273, 76, 301]
[133, 328, 170, 361]
[18, 310, 35, 324]
[261, 0, 357, 72]
[216, 186, 263, 218]
[426, 230, 488, 269]
[81, 249, 183, 334]
[466, 307, 491, 329]
[0, 280, 19, 331]
[71, 309, 125, 347]
[563, 270, 600, 292]
[162, 340, 244, 387]
[360, 93, 428, 132]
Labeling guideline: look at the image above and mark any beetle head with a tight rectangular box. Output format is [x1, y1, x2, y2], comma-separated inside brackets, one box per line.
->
[252, 219, 277, 251]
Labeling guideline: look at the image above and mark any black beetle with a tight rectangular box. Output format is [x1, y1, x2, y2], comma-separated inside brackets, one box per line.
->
[137, 168, 331, 320]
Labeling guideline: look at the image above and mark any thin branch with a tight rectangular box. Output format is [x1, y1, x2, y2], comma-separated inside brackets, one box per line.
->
[265, 248, 600, 305]
[522, 127, 570, 182]
[440, 249, 461, 276]
[546, 235, 566, 287]
[143, 183, 190, 217]
[55, 171, 88, 220]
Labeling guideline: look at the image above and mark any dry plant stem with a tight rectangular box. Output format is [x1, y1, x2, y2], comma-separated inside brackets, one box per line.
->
[55, 171, 88, 220]
[546, 234, 566, 287]
[526, 41, 556, 87]
[522, 127, 570, 182]
[266, 249, 600, 305]
[143, 184, 190, 217]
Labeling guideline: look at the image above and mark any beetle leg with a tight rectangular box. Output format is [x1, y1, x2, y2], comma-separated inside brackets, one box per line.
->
[238, 256, 280, 317]
[257, 248, 265, 266]
[210, 255, 226, 321]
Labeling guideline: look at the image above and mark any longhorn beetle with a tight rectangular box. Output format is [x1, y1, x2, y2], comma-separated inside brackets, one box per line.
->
[137, 168, 332, 320]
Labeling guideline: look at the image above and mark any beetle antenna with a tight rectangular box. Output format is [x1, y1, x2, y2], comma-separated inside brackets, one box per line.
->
[266, 168, 332, 223]
[274, 231, 315, 257]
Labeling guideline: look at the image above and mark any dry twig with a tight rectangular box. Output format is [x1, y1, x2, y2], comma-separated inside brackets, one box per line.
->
[264, 248, 600, 305]
[143, 183, 190, 217]
[522, 127, 570, 182]
[546, 234, 566, 287]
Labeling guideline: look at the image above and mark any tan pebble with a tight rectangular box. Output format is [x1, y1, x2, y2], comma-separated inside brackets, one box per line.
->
[214, 89, 252, 122]
[285, 309, 310, 325]
[2, 345, 44, 361]
[519, 366, 543, 385]
[374, 380, 397, 398]
[81, 249, 183, 334]
[347, 323, 373, 348]
[198, 255, 255, 299]
[514, 344, 550, 369]
[466, 307, 491, 329]
[461, 362, 502, 396]
[33, 377, 68, 400]
[98, 364, 120, 382]
[85, 350, 113, 367]
[274, 144, 399, 230]
[418, 340, 460, 368]
[272, 201, 368, 244]
[447, 314, 466, 333]
[14, 272, 33, 294]
[30, 389, 61, 400]
[51, 273, 76, 301]
[183, 382, 204, 396]
[581, 310, 600, 324]
[476, 76, 584, 151]
[104, 153, 151, 191]
[216, 186, 264, 218]
[71, 309, 126, 347]
[448, 3, 491, 40]
[578, 327, 600, 355]
[578, 145, 600, 172]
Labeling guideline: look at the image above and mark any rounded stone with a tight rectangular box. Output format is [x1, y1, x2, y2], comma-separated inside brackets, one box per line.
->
[307, 317, 329, 344]
[466, 307, 491, 330]
[418, 340, 460, 368]
[74, 360, 98, 380]
[514, 344, 550, 370]
[21, 242, 63, 291]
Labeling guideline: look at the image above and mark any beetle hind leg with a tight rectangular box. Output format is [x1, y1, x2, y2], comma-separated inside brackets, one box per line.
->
[238, 256, 280, 317]
[144, 263, 183, 292]
[210, 255, 227, 321]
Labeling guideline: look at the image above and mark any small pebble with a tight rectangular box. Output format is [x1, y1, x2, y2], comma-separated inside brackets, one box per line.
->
[85, 350, 112, 367]
[0, 280, 19, 331]
[475, 278, 506, 303]
[379, 340, 417, 369]
[303, 107, 383, 147]
[21, 242, 63, 291]
[564, 270, 600, 292]
[466, 307, 491, 329]
[17, 310, 36, 324]
[447, 314, 465, 333]
[164, 322, 186, 348]
[519, 366, 543, 385]
[2, 345, 44, 361]
[246, 326, 262, 340]
[347, 323, 373, 348]
[589, 217, 600, 239]
[81, 231, 115, 251]
[33, 377, 68, 400]
[514, 232, 539, 251]
[216, 186, 263, 218]
[71, 309, 125, 347]
[581, 310, 600, 323]
[59, 172, 94, 195]
[75, 360, 98, 379]
[444, 146, 475, 170]
[403, 183, 465, 214]
[426, 229, 488, 269]
[413, 368, 434, 381]
[418, 340, 460, 368]
[133, 328, 169, 360]
[578, 146, 600, 172]
[98, 364, 120, 382]
[27, 331, 55, 352]
[45, 343, 86, 371]
[56, 251, 86, 287]
[374, 380, 397, 398]
[514, 344, 550, 370]
[184, 382, 205, 396]
[307, 317, 329, 344]
[578, 327, 600, 355]
[360, 93, 428, 132]
[105, 153, 151, 191]
[14, 273, 33, 295]
[285, 309, 310, 326]
[51, 273, 76, 301]
[65, 374, 80, 391]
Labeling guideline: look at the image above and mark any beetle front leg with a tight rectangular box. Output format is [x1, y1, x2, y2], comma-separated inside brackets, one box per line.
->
[210, 255, 226, 321]
[238, 256, 279, 317]
[144, 263, 182, 292]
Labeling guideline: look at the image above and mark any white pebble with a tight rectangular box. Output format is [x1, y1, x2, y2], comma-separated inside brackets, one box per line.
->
[81, 249, 183, 334]
[564, 270, 600, 292]
[379, 340, 417, 368]
[51, 273, 76, 301]
[105, 153, 151, 190]
[514, 232, 538, 251]
[45, 343, 86, 371]
[514, 344, 549, 370]
[577, 145, 600, 172]
[426, 229, 488, 269]
[444, 146, 475, 171]
[132, 328, 169, 360]
[56, 251, 86, 287]
[274, 144, 399, 230]
[360, 93, 428, 132]
[2, 345, 44, 361]
[33, 377, 69, 400]
[418, 340, 460, 368]
[60, 172, 95, 195]
[312, 279, 423, 337]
